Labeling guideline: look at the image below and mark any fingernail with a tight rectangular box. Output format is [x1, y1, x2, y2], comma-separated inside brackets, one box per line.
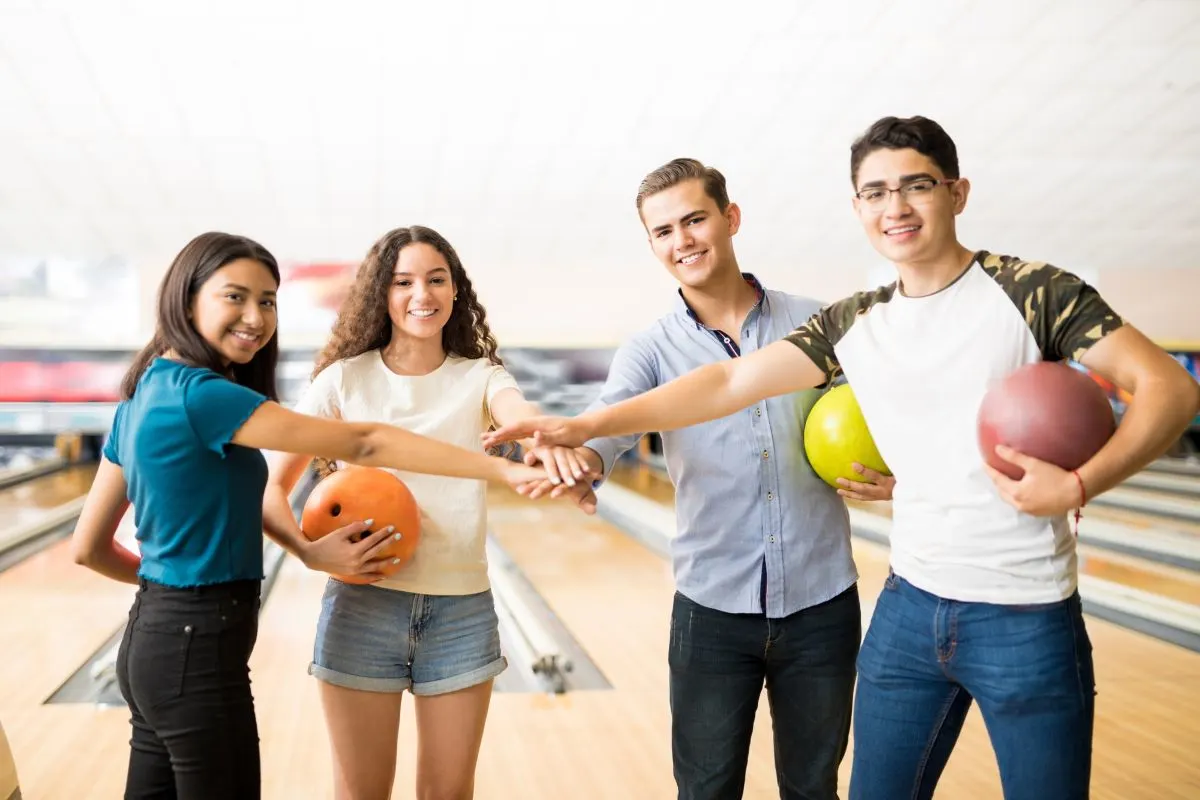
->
[364, 519, 374, 527]
[384, 526, 394, 533]
[551, 477, 560, 485]
[392, 558, 400, 565]
[393, 533, 402, 540]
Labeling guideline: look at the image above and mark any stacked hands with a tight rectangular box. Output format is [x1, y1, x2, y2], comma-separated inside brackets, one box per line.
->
[487, 415, 1087, 518]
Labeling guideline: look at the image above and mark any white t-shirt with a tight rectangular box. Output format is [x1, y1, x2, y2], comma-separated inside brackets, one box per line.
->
[293, 350, 520, 595]
[786, 251, 1124, 604]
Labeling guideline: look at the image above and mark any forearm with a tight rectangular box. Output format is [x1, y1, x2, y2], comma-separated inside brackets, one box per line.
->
[262, 484, 312, 559]
[588, 362, 741, 438]
[79, 542, 141, 585]
[359, 424, 508, 482]
[1078, 379, 1200, 499]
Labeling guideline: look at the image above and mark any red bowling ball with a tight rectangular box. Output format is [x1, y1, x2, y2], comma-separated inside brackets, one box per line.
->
[977, 361, 1117, 480]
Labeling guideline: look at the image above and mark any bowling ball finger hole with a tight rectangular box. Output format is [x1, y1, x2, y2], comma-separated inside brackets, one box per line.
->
[330, 503, 342, 517]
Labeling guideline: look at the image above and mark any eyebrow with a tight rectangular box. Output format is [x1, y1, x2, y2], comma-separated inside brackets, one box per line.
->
[857, 172, 937, 190]
[223, 282, 276, 296]
[393, 267, 450, 277]
[650, 210, 705, 235]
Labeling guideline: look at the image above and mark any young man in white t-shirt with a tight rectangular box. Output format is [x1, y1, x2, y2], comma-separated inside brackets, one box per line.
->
[483, 116, 1200, 799]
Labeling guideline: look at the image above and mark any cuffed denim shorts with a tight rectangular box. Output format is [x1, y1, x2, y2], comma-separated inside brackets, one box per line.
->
[308, 579, 507, 696]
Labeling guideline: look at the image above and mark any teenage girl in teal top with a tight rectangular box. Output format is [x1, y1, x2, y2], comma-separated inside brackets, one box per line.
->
[71, 232, 546, 800]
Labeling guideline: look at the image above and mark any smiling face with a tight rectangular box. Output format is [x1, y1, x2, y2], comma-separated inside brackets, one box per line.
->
[189, 257, 278, 365]
[852, 146, 970, 266]
[640, 178, 742, 290]
[387, 241, 456, 342]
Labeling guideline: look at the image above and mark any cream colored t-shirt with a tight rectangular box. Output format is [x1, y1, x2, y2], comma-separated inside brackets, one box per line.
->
[293, 350, 520, 595]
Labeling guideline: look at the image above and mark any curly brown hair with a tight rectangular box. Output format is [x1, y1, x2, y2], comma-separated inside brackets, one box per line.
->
[313, 225, 502, 378]
[310, 226, 507, 473]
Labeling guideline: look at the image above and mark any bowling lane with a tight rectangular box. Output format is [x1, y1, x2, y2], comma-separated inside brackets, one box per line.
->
[0, 525, 135, 709]
[0, 464, 98, 532]
[0, 463, 133, 710]
[1086, 503, 1200, 538]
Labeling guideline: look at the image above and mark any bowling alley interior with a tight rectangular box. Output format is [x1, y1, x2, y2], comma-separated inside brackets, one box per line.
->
[2, 2, 1200, 799]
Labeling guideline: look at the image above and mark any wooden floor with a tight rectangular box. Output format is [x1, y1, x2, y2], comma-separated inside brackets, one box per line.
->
[2, 465, 1200, 798]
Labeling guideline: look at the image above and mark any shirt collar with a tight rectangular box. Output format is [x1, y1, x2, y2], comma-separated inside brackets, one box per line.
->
[675, 273, 767, 328]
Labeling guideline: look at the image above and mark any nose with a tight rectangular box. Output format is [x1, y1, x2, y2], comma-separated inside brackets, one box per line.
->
[412, 281, 434, 302]
[673, 226, 695, 252]
[884, 189, 913, 217]
[241, 303, 263, 328]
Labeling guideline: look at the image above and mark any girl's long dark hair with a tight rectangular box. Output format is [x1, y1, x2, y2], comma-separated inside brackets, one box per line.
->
[119, 232, 281, 400]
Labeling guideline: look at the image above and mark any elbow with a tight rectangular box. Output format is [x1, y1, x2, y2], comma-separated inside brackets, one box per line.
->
[351, 424, 380, 464]
[71, 537, 97, 567]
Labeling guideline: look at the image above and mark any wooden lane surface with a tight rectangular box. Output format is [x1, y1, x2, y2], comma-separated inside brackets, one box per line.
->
[1086, 502, 1200, 539]
[0, 537, 135, 709]
[0, 464, 97, 532]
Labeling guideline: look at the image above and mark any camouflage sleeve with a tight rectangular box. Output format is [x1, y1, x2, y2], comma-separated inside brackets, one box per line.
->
[784, 287, 891, 383]
[981, 254, 1124, 362]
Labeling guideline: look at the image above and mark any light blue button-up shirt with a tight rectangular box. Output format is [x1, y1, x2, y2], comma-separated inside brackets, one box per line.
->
[585, 276, 858, 618]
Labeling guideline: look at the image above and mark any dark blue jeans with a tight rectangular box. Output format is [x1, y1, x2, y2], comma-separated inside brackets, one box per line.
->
[116, 578, 262, 799]
[669, 585, 861, 800]
[850, 572, 1095, 800]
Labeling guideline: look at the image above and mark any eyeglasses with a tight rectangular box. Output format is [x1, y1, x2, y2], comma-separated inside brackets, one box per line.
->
[854, 178, 958, 211]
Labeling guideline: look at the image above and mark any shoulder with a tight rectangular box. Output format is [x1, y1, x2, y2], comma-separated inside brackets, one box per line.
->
[328, 351, 374, 381]
[975, 249, 1102, 317]
[768, 289, 825, 321]
[820, 284, 898, 336]
[976, 250, 1078, 295]
[625, 313, 679, 354]
[178, 363, 265, 413]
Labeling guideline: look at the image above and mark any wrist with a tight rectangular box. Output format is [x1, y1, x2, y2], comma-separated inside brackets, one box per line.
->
[578, 446, 604, 474]
[1069, 469, 1088, 508]
[484, 454, 511, 483]
[579, 411, 603, 440]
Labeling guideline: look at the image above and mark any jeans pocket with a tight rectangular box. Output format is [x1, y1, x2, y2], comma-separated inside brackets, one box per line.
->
[883, 569, 899, 591]
[129, 623, 194, 710]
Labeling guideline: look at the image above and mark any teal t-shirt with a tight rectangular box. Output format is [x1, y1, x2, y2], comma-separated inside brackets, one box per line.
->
[103, 358, 270, 587]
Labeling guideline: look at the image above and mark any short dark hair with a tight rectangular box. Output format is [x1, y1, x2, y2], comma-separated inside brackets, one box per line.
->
[849, 116, 960, 186]
[636, 158, 730, 215]
[120, 232, 281, 400]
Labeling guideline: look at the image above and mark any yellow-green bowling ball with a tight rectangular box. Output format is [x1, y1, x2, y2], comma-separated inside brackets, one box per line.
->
[803, 384, 890, 488]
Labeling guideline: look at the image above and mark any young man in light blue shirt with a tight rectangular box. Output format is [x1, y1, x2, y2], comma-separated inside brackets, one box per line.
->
[528, 158, 894, 799]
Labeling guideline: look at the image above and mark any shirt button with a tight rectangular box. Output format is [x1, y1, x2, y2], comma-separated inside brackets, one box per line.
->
[762, 450, 769, 460]
[770, 536, 776, 543]
[767, 492, 774, 500]
[756, 408, 761, 416]
[183, 625, 193, 633]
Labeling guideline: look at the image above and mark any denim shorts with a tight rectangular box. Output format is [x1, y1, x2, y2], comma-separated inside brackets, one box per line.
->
[308, 579, 507, 696]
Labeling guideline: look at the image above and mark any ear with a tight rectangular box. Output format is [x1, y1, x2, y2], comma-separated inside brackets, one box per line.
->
[725, 202, 742, 236]
[951, 178, 971, 215]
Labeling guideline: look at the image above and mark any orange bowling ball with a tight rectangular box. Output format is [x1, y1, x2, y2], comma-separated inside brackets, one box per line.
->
[300, 466, 421, 584]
